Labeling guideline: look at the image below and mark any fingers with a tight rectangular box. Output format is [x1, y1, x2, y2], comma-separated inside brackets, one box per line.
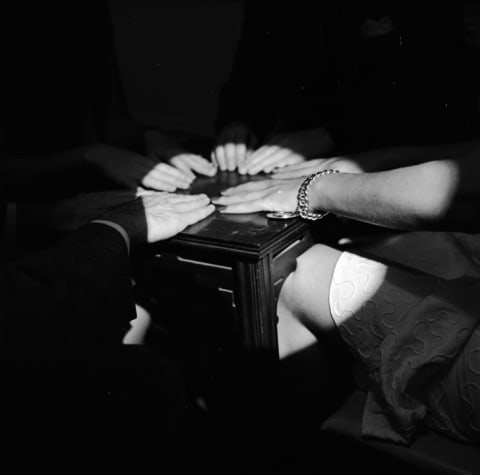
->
[164, 194, 212, 212]
[179, 203, 216, 227]
[168, 156, 196, 180]
[212, 142, 249, 172]
[170, 154, 217, 177]
[141, 174, 179, 192]
[239, 145, 273, 175]
[154, 162, 194, 183]
[240, 145, 290, 175]
[212, 123, 254, 172]
[161, 193, 209, 204]
[220, 179, 275, 196]
[212, 189, 270, 206]
[143, 192, 208, 205]
[224, 143, 237, 171]
[135, 187, 163, 196]
[216, 199, 270, 214]
[142, 163, 193, 191]
[211, 144, 227, 171]
[261, 151, 305, 174]
[272, 160, 323, 179]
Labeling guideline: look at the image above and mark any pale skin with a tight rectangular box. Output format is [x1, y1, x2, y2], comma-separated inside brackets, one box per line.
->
[101, 192, 215, 344]
[211, 122, 333, 175]
[213, 159, 477, 230]
[144, 129, 217, 179]
[238, 126, 333, 175]
[101, 192, 215, 245]
[25, 188, 214, 244]
[211, 122, 258, 172]
[212, 148, 480, 358]
[0, 143, 198, 194]
[84, 144, 195, 191]
[272, 140, 480, 178]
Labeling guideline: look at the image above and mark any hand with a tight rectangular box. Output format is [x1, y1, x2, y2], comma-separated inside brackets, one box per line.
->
[103, 192, 215, 244]
[240, 127, 333, 175]
[211, 178, 303, 214]
[239, 130, 317, 175]
[169, 153, 217, 179]
[144, 129, 216, 178]
[84, 144, 193, 191]
[272, 157, 363, 179]
[211, 122, 257, 172]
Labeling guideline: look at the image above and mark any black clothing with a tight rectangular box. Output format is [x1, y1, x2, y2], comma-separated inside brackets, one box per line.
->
[216, 1, 479, 152]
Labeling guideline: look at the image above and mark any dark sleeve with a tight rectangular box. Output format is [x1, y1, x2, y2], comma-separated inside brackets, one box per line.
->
[0, 222, 135, 366]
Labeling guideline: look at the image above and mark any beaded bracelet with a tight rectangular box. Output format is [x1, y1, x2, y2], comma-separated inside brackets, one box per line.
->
[296, 169, 339, 221]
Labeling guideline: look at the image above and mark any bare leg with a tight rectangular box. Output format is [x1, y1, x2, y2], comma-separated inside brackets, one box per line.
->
[277, 244, 342, 359]
[123, 304, 152, 344]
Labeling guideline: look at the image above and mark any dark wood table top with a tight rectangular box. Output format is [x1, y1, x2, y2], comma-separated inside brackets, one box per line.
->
[164, 171, 311, 257]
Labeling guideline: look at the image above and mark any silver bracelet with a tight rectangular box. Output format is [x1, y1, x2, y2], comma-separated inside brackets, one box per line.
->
[296, 169, 339, 221]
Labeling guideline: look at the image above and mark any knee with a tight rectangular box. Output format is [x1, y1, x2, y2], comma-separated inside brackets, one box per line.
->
[278, 244, 342, 331]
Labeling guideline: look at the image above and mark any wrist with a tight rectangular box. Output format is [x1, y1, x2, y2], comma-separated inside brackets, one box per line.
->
[296, 169, 339, 221]
[100, 200, 147, 247]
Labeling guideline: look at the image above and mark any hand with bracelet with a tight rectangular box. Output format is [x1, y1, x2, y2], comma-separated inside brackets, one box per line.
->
[212, 158, 478, 231]
[212, 170, 339, 220]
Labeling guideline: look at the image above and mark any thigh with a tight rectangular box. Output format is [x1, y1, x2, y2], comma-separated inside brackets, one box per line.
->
[277, 244, 342, 358]
[279, 243, 342, 333]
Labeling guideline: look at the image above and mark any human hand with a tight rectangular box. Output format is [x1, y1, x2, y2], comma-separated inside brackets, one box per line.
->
[84, 144, 194, 191]
[144, 129, 216, 178]
[211, 122, 258, 172]
[169, 153, 217, 179]
[239, 128, 330, 175]
[272, 157, 363, 179]
[211, 178, 303, 214]
[102, 192, 215, 245]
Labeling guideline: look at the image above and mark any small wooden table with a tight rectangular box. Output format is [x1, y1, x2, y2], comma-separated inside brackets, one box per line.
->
[139, 171, 314, 359]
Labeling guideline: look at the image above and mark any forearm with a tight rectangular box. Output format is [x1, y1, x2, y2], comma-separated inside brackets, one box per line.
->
[351, 140, 480, 172]
[310, 160, 465, 230]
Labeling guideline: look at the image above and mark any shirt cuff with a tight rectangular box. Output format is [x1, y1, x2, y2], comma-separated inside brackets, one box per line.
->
[91, 219, 131, 255]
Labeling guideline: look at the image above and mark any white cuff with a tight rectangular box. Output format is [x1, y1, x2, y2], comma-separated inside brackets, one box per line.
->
[91, 219, 131, 255]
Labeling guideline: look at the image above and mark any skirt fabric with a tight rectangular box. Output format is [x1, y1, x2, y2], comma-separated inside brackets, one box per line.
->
[329, 232, 480, 445]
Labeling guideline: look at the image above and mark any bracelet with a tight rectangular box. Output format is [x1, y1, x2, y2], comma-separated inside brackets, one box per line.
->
[296, 169, 339, 221]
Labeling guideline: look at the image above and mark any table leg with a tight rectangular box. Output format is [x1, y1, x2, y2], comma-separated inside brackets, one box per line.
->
[234, 255, 279, 358]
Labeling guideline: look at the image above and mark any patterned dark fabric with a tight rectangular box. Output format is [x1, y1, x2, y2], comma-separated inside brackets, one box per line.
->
[332, 232, 480, 445]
